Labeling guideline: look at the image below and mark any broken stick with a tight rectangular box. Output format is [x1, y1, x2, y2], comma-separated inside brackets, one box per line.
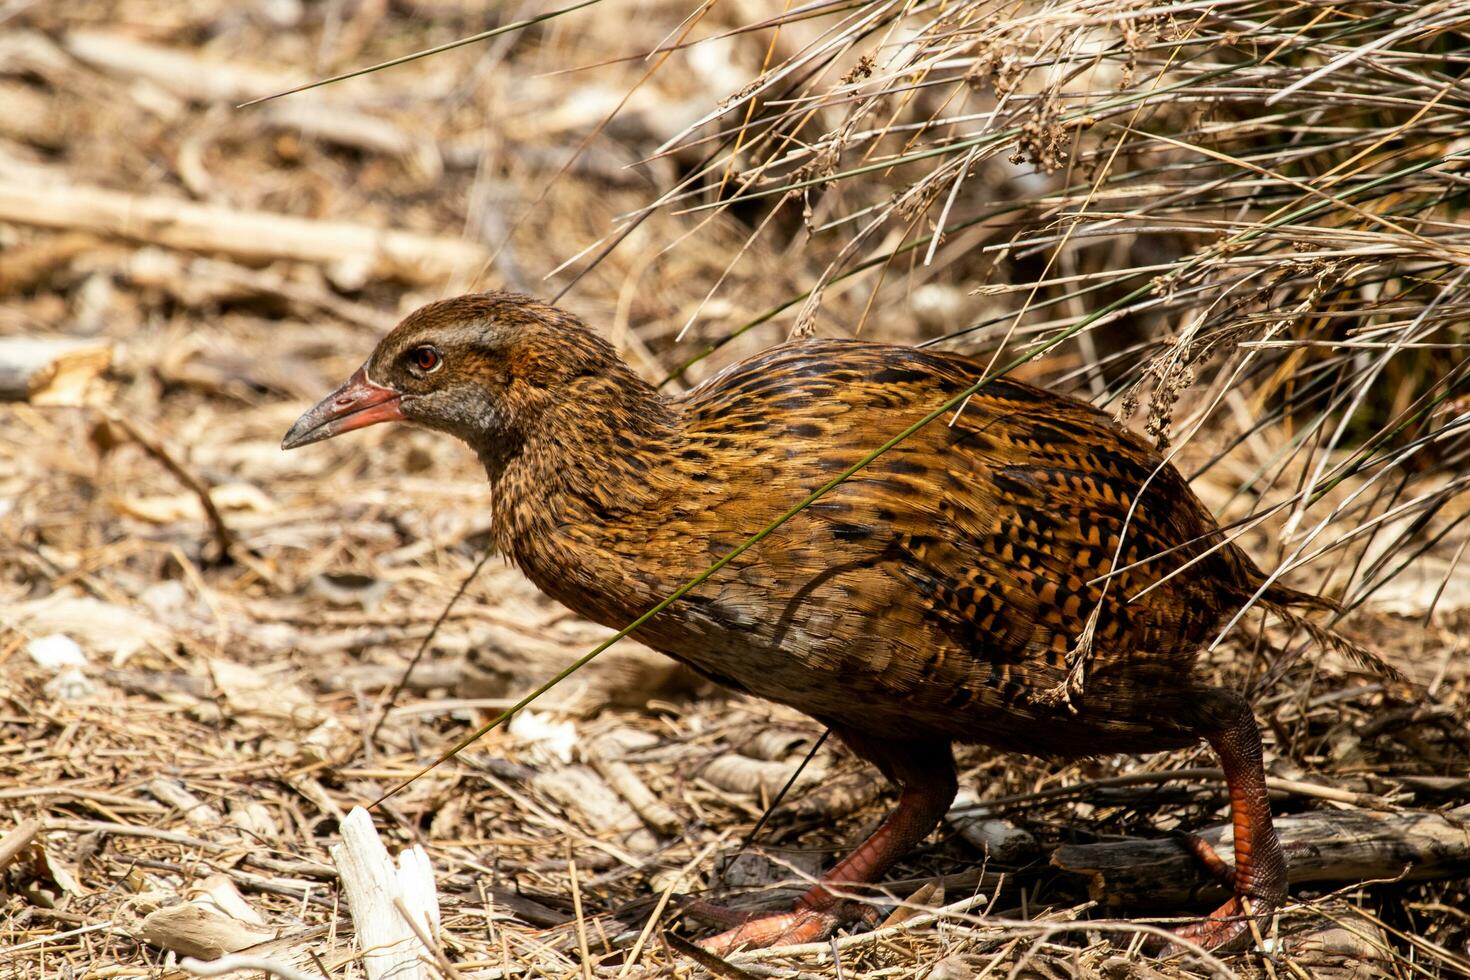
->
[332, 806, 441, 980]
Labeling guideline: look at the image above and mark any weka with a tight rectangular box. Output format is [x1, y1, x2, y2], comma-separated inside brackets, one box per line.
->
[284, 290, 1312, 952]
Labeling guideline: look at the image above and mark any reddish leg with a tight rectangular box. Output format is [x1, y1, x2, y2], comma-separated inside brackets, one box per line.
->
[1175, 830, 1236, 890]
[701, 732, 957, 954]
[1173, 692, 1287, 950]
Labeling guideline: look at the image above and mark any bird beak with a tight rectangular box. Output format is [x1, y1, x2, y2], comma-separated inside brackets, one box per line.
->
[281, 366, 403, 450]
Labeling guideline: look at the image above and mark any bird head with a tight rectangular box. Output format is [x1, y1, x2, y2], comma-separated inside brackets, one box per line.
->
[281, 291, 618, 454]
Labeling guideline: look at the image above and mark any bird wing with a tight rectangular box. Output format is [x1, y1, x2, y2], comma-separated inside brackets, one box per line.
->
[684, 341, 1250, 703]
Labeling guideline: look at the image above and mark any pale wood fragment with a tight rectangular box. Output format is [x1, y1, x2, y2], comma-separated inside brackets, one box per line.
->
[0, 81, 60, 148]
[0, 180, 488, 284]
[0, 337, 112, 404]
[136, 902, 276, 960]
[180, 954, 316, 980]
[533, 765, 659, 855]
[588, 732, 680, 836]
[0, 818, 42, 872]
[149, 778, 225, 828]
[331, 806, 440, 980]
[946, 789, 1038, 861]
[175, 925, 332, 979]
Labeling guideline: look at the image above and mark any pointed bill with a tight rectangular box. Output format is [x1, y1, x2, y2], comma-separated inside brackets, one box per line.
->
[282, 366, 403, 450]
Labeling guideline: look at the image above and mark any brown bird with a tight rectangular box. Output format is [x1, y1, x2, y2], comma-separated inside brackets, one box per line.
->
[284, 290, 1342, 952]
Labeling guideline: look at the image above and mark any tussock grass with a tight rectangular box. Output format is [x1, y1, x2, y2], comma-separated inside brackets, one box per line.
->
[583, 0, 1470, 629]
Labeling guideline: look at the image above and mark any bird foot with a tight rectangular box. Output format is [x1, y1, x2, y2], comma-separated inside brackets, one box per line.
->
[1159, 892, 1282, 956]
[699, 906, 844, 955]
[1168, 895, 1255, 952]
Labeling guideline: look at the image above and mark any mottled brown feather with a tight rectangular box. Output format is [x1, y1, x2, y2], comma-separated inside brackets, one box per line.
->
[289, 291, 1389, 950]
[345, 292, 1333, 759]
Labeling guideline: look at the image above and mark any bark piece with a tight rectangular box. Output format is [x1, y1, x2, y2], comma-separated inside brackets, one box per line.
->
[738, 729, 815, 762]
[190, 876, 267, 926]
[1280, 912, 1396, 980]
[587, 732, 680, 836]
[136, 903, 276, 960]
[702, 754, 827, 798]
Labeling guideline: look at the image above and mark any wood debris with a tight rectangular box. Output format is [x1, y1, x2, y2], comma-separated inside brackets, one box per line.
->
[331, 807, 441, 980]
[0, 180, 489, 284]
[0, 337, 111, 404]
[1054, 805, 1470, 908]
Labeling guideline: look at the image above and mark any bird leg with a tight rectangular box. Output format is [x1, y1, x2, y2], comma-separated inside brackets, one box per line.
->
[1172, 692, 1287, 951]
[700, 733, 957, 955]
[1174, 830, 1236, 890]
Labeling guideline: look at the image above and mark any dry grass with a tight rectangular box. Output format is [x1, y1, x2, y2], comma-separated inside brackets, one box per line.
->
[3, 1, 1469, 978]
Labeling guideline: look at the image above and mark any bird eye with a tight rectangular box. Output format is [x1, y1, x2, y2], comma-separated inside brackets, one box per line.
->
[410, 346, 442, 373]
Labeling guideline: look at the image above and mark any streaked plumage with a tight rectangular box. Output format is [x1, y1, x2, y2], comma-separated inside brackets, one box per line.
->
[284, 291, 1341, 952]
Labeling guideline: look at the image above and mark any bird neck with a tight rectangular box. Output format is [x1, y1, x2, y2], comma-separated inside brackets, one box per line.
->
[482, 364, 684, 610]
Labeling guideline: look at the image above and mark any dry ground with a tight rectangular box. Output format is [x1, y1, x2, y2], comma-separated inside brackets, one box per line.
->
[3, 2, 1469, 979]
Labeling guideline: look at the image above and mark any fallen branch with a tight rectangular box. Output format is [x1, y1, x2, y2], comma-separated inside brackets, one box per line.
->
[1052, 805, 1470, 907]
[65, 30, 309, 104]
[0, 180, 488, 284]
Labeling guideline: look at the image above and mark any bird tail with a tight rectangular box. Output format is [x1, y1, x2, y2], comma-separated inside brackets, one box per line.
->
[1249, 575, 1409, 685]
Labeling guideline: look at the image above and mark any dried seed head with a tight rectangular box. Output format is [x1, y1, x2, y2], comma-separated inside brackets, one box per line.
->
[841, 54, 876, 85]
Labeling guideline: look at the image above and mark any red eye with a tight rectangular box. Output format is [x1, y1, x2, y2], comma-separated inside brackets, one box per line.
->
[411, 346, 441, 373]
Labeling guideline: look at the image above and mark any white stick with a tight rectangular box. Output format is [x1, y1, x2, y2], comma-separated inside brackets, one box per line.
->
[331, 806, 440, 980]
[180, 955, 317, 980]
